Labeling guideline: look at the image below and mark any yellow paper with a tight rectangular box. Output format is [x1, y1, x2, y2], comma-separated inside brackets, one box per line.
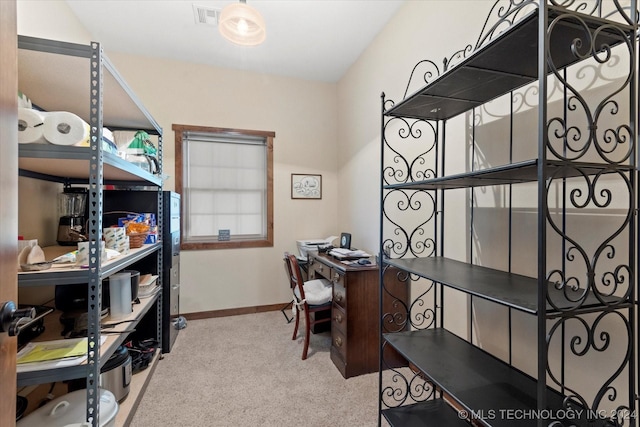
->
[17, 338, 87, 364]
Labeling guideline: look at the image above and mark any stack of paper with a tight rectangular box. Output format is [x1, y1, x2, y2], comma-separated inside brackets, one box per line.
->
[329, 248, 371, 259]
[17, 336, 107, 372]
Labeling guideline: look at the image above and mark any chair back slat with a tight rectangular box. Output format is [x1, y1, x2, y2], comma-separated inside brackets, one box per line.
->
[283, 252, 306, 300]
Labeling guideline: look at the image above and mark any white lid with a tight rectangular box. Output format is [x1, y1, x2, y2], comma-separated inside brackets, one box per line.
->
[18, 389, 118, 427]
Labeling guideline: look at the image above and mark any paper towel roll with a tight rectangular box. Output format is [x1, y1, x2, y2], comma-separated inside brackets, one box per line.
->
[43, 111, 90, 146]
[18, 108, 47, 144]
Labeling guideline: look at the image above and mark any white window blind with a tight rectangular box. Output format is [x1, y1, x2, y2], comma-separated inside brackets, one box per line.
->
[183, 131, 267, 243]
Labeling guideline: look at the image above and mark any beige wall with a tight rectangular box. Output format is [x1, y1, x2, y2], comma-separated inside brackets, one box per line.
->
[106, 53, 339, 312]
[336, 0, 493, 340]
[337, 0, 490, 251]
[17, 0, 91, 43]
[16, 0, 339, 312]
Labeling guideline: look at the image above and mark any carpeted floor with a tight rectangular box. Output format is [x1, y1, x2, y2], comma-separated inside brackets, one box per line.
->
[130, 310, 384, 426]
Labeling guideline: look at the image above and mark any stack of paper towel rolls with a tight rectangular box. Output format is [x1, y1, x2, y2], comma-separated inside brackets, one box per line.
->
[18, 108, 90, 146]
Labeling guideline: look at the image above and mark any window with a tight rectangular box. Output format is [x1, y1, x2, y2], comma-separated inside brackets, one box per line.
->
[173, 124, 274, 250]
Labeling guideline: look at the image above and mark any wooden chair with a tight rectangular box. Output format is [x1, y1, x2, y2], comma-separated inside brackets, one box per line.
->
[284, 252, 332, 360]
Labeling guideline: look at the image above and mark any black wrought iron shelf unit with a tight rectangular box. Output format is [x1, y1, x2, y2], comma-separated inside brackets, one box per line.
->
[379, 1, 637, 427]
[16, 35, 164, 426]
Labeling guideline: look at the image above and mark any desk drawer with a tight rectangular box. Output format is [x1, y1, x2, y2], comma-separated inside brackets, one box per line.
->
[333, 275, 347, 309]
[331, 303, 347, 335]
[331, 269, 345, 287]
[331, 328, 347, 362]
[309, 259, 331, 280]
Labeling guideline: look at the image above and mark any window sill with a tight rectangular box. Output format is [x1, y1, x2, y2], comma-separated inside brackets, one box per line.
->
[181, 238, 273, 251]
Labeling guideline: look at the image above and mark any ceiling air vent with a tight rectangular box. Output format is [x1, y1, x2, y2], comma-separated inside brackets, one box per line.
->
[193, 4, 221, 26]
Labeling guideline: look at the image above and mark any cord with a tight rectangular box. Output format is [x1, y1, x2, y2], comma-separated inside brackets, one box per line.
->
[37, 382, 56, 408]
[101, 319, 136, 329]
[125, 338, 158, 372]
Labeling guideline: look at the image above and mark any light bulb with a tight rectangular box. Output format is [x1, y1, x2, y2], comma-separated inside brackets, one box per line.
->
[237, 18, 249, 35]
[219, 1, 266, 46]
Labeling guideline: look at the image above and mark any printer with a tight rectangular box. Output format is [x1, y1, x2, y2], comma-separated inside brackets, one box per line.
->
[296, 236, 337, 260]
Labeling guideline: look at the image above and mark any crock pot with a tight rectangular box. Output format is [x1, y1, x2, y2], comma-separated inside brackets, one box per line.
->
[17, 389, 118, 427]
[100, 346, 132, 402]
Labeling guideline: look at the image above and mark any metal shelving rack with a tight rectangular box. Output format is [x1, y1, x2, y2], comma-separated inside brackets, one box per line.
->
[378, 1, 638, 426]
[16, 36, 163, 426]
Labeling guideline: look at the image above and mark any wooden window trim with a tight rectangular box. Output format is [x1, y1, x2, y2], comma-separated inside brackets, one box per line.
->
[173, 124, 274, 250]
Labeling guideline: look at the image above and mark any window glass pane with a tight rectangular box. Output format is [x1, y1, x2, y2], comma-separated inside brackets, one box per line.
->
[179, 127, 271, 247]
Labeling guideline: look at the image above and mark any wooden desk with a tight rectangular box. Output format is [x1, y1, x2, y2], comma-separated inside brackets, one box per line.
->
[307, 252, 407, 378]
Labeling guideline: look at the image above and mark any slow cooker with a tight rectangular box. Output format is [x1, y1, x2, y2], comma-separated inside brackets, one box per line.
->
[100, 346, 132, 402]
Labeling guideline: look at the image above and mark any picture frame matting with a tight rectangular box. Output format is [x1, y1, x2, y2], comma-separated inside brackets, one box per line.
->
[291, 173, 322, 199]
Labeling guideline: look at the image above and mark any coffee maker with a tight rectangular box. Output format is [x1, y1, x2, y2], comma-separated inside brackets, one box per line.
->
[57, 187, 88, 246]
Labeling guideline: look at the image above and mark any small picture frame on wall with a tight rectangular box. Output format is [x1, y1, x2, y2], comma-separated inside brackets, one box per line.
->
[291, 174, 322, 199]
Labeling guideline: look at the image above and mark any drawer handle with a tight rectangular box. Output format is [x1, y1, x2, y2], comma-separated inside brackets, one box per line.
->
[334, 313, 343, 323]
[334, 337, 343, 347]
[335, 293, 343, 302]
[333, 272, 340, 282]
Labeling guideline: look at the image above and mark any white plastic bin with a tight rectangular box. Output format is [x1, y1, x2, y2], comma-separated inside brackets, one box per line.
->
[17, 389, 118, 427]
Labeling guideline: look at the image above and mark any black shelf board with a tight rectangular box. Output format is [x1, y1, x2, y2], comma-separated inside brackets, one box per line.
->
[17, 364, 89, 387]
[384, 257, 623, 315]
[386, 7, 630, 121]
[18, 243, 161, 287]
[382, 399, 471, 427]
[18, 35, 93, 58]
[18, 144, 162, 186]
[384, 328, 579, 427]
[384, 159, 632, 191]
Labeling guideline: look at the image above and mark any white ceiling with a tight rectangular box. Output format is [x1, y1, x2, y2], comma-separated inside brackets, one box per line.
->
[65, 0, 406, 83]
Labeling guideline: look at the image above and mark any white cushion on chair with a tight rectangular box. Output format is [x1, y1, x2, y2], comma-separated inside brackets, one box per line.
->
[293, 278, 332, 306]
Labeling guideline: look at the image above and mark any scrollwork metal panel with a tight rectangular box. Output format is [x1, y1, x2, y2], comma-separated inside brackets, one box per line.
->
[545, 168, 634, 312]
[546, 310, 634, 426]
[380, 92, 441, 414]
[546, 13, 635, 165]
[380, 344, 437, 409]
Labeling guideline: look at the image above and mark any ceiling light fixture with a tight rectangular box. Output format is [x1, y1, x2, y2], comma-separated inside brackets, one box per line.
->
[219, 0, 266, 46]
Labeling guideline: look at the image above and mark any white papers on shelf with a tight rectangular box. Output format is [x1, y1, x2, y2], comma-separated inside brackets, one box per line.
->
[329, 248, 371, 259]
[17, 336, 107, 373]
[138, 274, 160, 298]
